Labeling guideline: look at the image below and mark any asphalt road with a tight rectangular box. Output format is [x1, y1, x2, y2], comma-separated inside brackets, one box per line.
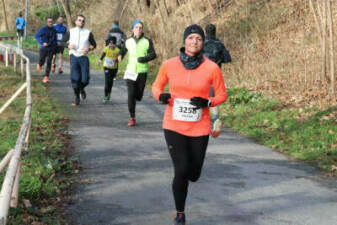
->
[25, 50, 337, 225]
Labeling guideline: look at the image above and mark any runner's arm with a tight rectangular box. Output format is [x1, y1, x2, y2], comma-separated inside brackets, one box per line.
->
[209, 67, 227, 107]
[35, 28, 44, 45]
[221, 43, 231, 64]
[60, 31, 70, 47]
[152, 63, 169, 101]
[88, 32, 97, 50]
[99, 52, 106, 60]
[138, 38, 156, 63]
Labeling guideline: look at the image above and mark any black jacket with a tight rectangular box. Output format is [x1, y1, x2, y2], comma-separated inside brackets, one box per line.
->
[203, 35, 231, 66]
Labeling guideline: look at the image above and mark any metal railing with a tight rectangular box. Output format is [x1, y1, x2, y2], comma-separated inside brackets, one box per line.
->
[0, 42, 32, 225]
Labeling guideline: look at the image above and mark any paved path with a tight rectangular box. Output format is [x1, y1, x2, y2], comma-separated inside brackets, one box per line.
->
[25, 51, 337, 225]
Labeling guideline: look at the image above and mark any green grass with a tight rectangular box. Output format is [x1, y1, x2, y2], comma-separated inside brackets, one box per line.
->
[220, 87, 337, 175]
[0, 65, 75, 224]
[0, 33, 39, 50]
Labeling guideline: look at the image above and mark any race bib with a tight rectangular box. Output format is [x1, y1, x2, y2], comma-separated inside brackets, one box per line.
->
[104, 58, 115, 67]
[123, 70, 138, 81]
[57, 33, 63, 41]
[173, 98, 202, 122]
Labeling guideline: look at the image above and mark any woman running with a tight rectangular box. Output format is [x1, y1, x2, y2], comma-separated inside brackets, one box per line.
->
[152, 24, 227, 225]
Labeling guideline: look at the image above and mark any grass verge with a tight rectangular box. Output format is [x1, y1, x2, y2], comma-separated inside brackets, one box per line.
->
[220, 87, 337, 176]
[0, 64, 77, 224]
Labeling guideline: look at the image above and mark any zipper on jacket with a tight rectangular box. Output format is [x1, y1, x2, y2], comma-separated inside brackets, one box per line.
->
[78, 28, 80, 52]
[187, 71, 191, 85]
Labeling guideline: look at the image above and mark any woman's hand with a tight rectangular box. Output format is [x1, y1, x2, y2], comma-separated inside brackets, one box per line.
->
[190, 97, 210, 109]
[159, 93, 171, 104]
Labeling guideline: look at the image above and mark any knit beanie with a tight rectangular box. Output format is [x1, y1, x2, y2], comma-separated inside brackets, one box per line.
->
[132, 20, 143, 29]
[107, 36, 117, 44]
[183, 24, 205, 41]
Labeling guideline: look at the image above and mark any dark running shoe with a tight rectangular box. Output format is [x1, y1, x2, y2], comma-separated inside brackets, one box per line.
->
[72, 96, 80, 106]
[80, 89, 86, 100]
[173, 212, 185, 225]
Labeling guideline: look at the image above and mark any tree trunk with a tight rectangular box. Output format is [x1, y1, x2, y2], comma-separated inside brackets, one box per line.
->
[1, 0, 9, 31]
[327, 0, 335, 94]
[60, 0, 73, 28]
[322, 0, 327, 83]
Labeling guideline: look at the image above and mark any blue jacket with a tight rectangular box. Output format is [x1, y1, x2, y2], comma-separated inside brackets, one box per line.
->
[53, 23, 67, 43]
[35, 26, 57, 50]
[15, 17, 26, 30]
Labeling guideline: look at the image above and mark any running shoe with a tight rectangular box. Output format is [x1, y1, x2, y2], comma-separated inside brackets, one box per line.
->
[36, 64, 42, 71]
[211, 118, 222, 138]
[173, 212, 186, 225]
[103, 95, 109, 103]
[58, 67, 63, 74]
[80, 89, 86, 100]
[128, 117, 136, 126]
[72, 97, 80, 106]
[42, 75, 49, 83]
[51, 64, 56, 73]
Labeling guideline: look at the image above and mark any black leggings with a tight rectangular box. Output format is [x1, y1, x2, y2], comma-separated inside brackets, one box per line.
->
[104, 68, 117, 96]
[39, 49, 54, 76]
[164, 129, 209, 212]
[126, 73, 147, 118]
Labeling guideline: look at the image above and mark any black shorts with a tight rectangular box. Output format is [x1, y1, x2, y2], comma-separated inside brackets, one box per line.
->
[55, 46, 64, 54]
[17, 29, 24, 37]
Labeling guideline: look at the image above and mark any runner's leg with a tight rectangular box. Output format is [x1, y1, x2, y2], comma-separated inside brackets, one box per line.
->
[187, 135, 209, 182]
[126, 79, 137, 118]
[104, 68, 113, 97]
[45, 50, 54, 77]
[164, 129, 190, 212]
[39, 49, 47, 67]
[135, 72, 147, 101]
[79, 56, 90, 88]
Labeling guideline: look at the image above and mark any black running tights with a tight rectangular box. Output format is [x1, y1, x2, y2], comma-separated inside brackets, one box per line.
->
[126, 73, 147, 118]
[104, 68, 117, 96]
[164, 129, 209, 212]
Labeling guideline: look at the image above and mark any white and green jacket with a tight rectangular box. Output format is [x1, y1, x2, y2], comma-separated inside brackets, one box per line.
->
[121, 34, 156, 74]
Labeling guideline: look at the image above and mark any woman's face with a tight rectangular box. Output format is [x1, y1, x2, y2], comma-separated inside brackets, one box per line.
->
[133, 23, 143, 38]
[184, 33, 203, 56]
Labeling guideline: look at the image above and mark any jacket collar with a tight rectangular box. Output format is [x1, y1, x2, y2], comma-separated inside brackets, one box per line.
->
[179, 47, 204, 70]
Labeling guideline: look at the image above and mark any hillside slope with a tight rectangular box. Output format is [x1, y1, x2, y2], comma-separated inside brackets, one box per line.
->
[2, 0, 336, 107]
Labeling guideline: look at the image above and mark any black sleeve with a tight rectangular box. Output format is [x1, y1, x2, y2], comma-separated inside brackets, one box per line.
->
[100, 52, 106, 60]
[222, 44, 231, 63]
[89, 32, 97, 49]
[61, 31, 70, 48]
[119, 41, 128, 58]
[138, 38, 156, 63]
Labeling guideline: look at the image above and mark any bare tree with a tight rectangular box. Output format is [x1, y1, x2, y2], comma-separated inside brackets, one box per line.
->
[59, 0, 74, 28]
[327, 0, 335, 94]
[1, 0, 9, 31]
[309, 0, 336, 95]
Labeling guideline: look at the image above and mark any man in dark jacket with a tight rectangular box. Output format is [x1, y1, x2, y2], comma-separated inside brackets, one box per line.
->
[203, 23, 231, 138]
[35, 17, 57, 83]
[203, 24, 231, 66]
[105, 20, 126, 50]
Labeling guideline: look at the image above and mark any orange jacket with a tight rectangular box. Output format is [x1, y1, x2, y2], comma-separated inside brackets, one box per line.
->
[152, 56, 227, 136]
